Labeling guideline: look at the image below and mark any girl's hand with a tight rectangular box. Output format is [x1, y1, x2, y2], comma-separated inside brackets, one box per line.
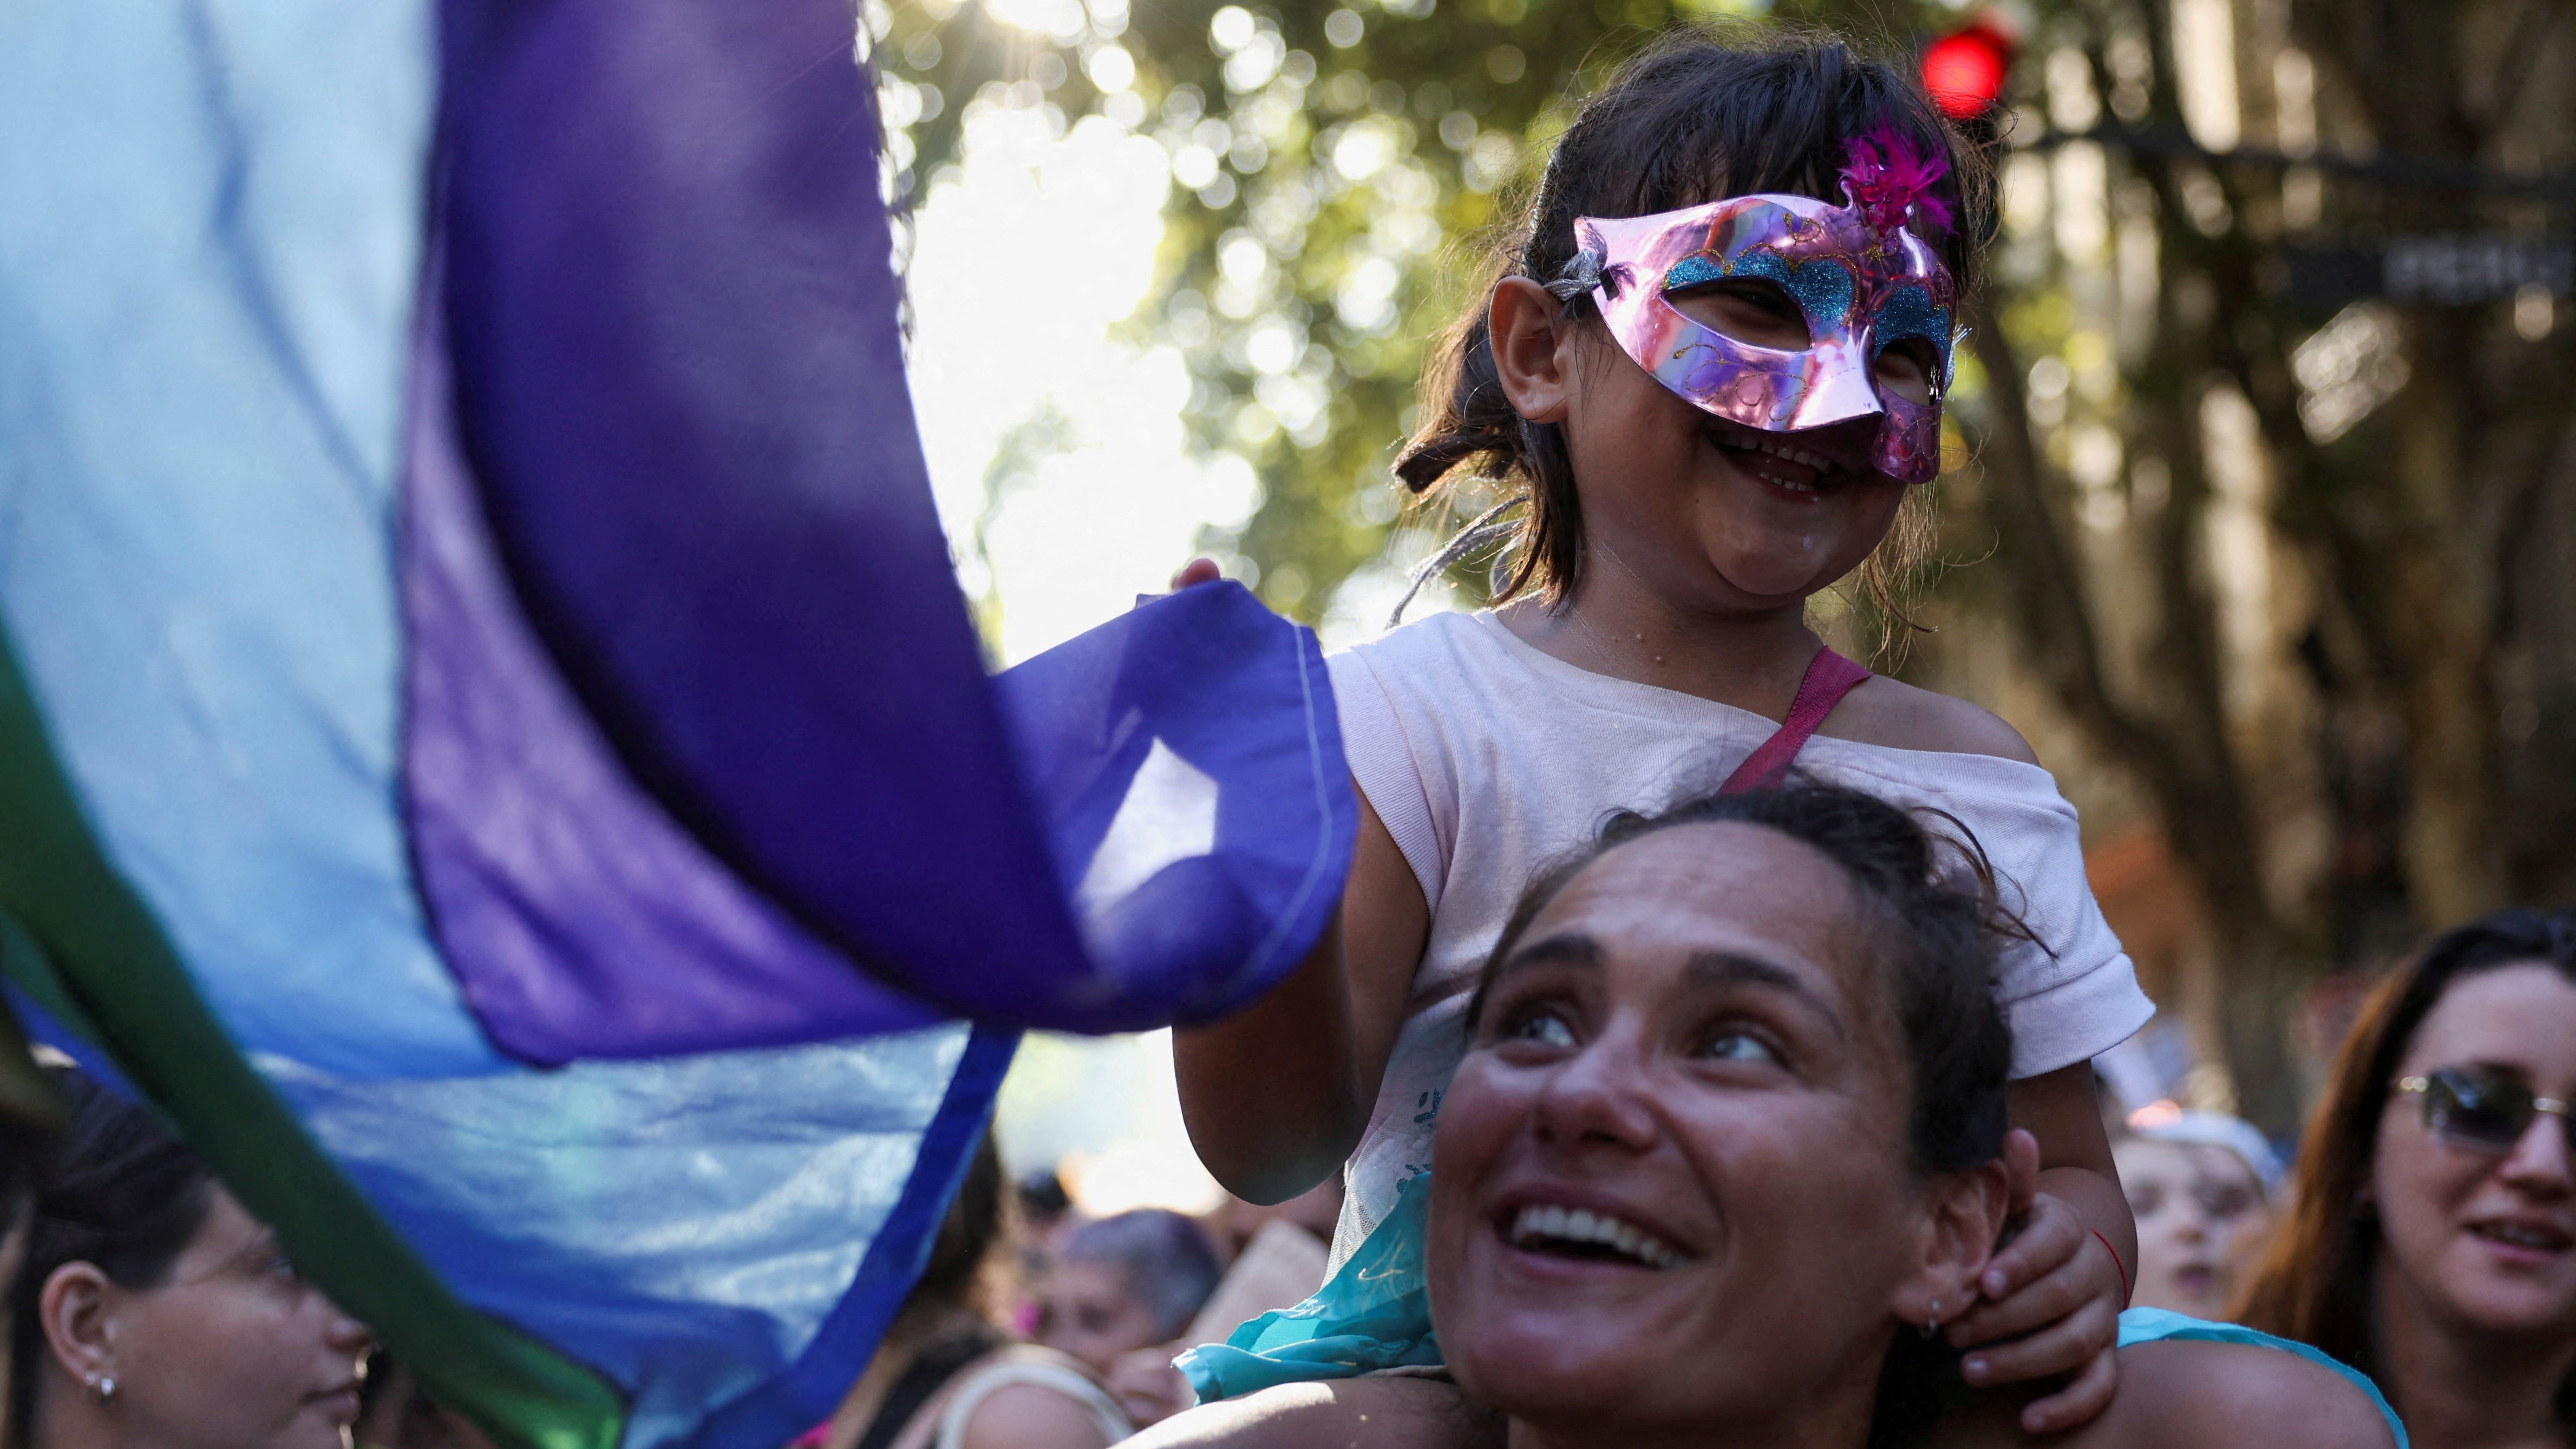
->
[1946, 1184, 2124, 1434]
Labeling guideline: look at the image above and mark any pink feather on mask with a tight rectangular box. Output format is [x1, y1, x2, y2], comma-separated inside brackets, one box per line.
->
[1840, 122, 1953, 239]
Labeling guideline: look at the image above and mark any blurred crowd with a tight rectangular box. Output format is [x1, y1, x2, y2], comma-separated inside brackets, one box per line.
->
[0, 905, 2567, 1449]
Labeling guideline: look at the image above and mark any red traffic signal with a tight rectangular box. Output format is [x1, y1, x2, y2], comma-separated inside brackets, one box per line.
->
[1921, 21, 2015, 119]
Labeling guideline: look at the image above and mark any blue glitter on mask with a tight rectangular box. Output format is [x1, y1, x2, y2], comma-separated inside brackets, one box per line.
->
[1725, 248, 1795, 290]
[1660, 248, 1854, 331]
[1662, 254, 1727, 292]
[1872, 285, 1953, 373]
[1783, 258, 1854, 328]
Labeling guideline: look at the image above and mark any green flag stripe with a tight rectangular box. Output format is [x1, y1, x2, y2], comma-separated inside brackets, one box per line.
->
[0, 618, 625, 1449]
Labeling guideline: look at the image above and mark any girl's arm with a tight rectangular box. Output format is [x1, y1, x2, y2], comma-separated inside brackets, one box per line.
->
[1173, 788, 1430, 1204]
[1944, 1063, 2137, 1434]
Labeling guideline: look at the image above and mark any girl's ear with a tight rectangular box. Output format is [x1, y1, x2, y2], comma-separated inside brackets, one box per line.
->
[39, 1259, 119, 1390]
[1488, 277, 1577, 425]
[1890, 1157, 2012, 1332]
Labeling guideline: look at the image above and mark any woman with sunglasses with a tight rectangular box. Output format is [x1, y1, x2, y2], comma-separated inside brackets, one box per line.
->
[2238, 910, 2576, 1449]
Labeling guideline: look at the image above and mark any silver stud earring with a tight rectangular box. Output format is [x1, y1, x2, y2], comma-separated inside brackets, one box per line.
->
[1919, 1299, 1941, 1340]
[87, 1374, 117, 1403]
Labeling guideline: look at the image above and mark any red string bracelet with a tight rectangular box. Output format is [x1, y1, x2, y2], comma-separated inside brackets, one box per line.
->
[2092, 1228, 2131, 1308]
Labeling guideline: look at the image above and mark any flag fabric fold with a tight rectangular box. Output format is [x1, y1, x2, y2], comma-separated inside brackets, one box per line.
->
[0, 1, 1352, 1445]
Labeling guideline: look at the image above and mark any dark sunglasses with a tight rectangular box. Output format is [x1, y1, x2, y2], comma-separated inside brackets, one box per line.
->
[2395, 1066, 2573, 1153]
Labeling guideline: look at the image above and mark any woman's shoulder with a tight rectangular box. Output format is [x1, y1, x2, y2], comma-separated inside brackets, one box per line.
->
[2107, 1337, 2401, 1449]
[1926, 1337, 2399, 1449]
[1822, 673, 2040, 766]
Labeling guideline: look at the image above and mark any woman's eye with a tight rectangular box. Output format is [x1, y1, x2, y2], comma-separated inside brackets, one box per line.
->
[1698, 1030, 1778, 1066]
[1503, 1007, 1577, 1048]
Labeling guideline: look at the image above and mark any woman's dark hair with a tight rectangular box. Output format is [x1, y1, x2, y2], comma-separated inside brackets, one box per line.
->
[1467, 779, 2015, 1175]
[2234, 909, 2576, 1430]
[8, 1066, 218, 1441]
[904, 1132, 1009, 1326]
[1060, 1208, 1225, 1341]
[0, 1002, 66, 1222]
[1397, 27, 1993, 628]
[1461, 781, 2015, 1449]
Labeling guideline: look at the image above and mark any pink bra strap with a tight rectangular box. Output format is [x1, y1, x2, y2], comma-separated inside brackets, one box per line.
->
[1717, 647, 1873, 796]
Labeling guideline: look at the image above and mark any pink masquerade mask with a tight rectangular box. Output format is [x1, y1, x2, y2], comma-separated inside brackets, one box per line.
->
[1568, 136, 1962, 484]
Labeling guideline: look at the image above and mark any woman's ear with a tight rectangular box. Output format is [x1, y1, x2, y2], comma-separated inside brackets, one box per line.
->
[39, 1260, 118, 1391]
[1488, 277, 1577, 425]
[1891, 1158, 2013, 1333]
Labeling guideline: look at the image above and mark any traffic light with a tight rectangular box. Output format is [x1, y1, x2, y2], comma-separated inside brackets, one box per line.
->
[1921, 18, 2015, 120]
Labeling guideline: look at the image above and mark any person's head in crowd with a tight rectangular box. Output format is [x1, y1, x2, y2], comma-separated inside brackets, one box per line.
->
[1430, 783, 2021, 1445]
[1039, 1210, 1223, 1378]
[1017, 1170, 1074, 1245]
[2115, 1110, 2280, 1319]
[2238, 908, 2576, 1434]
[10, 1067, 374, 1449]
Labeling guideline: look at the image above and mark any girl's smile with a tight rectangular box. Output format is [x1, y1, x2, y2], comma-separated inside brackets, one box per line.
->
[1704, 416, 1858, 496]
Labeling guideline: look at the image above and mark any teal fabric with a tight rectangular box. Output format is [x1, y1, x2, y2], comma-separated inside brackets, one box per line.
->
[2116, 1307, 2408, 1447]
[1179, 1173, 1442, 1401]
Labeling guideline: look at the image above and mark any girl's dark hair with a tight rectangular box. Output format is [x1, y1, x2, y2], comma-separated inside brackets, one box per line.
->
[2233, 909, 2576, 1431]
[8, 1066, 218, 1441]
[1467, 779, 2014, 1173]
[1461, 780, 2016, 1448]
[1397, 27, 1993, 622]
[1060, 1208, 1226, 1340]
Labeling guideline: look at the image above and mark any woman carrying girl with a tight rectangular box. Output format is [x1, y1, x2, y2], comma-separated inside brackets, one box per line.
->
[1173, 26, 2152, 1436]
[1141, 783, 2400, 1449]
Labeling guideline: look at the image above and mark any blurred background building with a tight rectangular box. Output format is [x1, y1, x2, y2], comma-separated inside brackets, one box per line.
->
[890, 0, 2576, 1168]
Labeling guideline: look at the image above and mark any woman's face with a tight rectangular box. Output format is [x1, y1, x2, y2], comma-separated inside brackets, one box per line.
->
[1552, 287, 1911, 609]
[1428, 822, 1986, 1441]
[1037, 1258, 1164, 1378]
[2371, 963, 2576, 1340]
[2115, 1138, 2272, 1318]
[76, 1188, 372, 1449]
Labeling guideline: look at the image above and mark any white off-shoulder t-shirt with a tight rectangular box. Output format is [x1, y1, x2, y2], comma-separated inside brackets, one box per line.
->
[1323, 610, 2153, 1263]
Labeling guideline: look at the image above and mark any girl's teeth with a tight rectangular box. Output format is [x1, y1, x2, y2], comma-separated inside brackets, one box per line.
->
[1720, 425, 1830, 482]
